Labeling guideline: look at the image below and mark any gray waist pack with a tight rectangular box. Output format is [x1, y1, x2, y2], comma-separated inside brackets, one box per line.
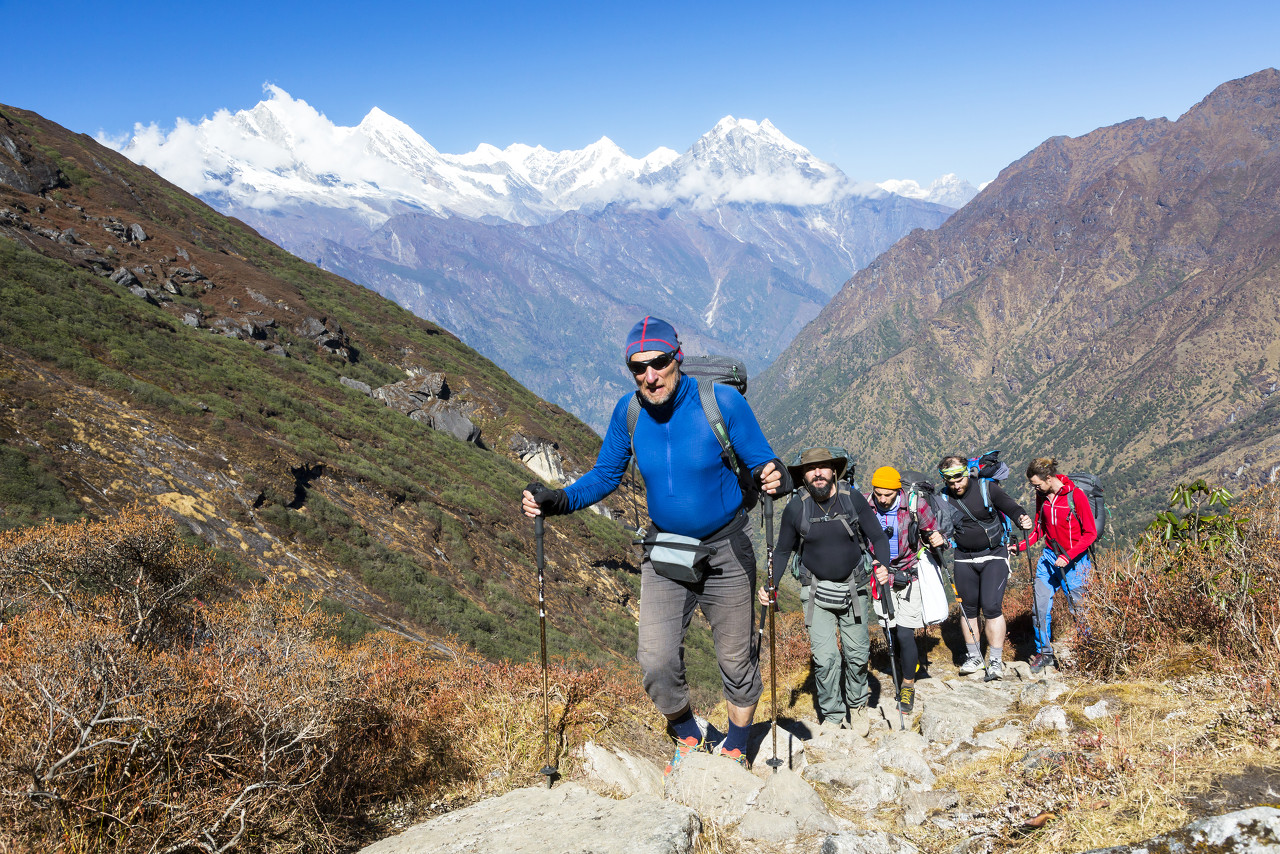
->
[812, 577, 853, 612]
[639, 532, 718, 584]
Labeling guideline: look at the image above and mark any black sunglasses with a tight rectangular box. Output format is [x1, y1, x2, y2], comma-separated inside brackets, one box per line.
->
[626, 351, 677, 375]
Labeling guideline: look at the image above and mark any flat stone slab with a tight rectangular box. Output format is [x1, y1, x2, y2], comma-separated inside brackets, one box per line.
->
[738, 768, 838, 842]
[918, 679, 1015, 744]
[821, 829, 922, 853]
[804, 761, 904, 811]
[358, 783, 699, 854]
[578, 741, 663, 798]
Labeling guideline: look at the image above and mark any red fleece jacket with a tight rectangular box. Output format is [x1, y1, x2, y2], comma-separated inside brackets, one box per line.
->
[1022, 474, 1098, 561]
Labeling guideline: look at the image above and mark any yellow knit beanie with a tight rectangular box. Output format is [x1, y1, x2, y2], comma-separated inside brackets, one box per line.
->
[871, 466, 902, 490]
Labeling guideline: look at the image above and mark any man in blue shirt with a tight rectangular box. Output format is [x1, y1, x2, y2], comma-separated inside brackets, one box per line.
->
[523, 316, 790, 772]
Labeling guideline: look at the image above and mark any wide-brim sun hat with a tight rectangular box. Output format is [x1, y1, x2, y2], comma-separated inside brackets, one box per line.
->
[787, 447, 847, 483]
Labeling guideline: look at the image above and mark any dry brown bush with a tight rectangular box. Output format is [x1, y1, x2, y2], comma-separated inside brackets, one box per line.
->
[1079, 482, 1280, 682]
[0, 509, 650, 853]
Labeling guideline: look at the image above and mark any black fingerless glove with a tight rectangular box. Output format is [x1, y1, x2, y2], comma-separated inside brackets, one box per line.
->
[525, 481, 570, 516]
[753, 458, 794, 496]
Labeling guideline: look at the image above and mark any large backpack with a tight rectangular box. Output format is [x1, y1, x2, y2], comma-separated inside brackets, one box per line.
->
[951, 449, 1014, 547]
[943, 478, 1009, 550]
[626, 354, 759, 510]
[969, 449, 1010, 482]
[899, 470, 958, 548]
[1065, 471, 1108, 547]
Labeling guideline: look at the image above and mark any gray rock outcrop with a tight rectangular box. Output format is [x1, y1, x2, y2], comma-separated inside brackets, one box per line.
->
[359, 782, 699, 854]
[821, 829, 921, 853]
[375, 374, 482, 446]
[1081, 806, 1280, 853]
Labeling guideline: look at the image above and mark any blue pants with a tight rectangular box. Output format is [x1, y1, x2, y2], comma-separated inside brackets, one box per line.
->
[1033, 549, 1090, 654]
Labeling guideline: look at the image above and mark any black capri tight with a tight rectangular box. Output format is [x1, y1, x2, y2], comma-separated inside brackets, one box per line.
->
[893, 625, 919, 679]
[953, 549, 1010, 620]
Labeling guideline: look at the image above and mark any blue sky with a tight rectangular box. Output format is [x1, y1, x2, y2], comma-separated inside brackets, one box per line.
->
[5, 0, 1277, 186]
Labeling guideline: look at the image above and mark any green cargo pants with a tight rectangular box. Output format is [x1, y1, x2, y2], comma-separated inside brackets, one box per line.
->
[800, 583, 874, 722]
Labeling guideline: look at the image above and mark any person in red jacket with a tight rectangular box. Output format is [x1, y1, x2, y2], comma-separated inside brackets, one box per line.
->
[1020, 457, 1098, 673]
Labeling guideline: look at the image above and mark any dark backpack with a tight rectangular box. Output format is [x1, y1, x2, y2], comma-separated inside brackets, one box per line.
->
[626, 354, 759, 510]
[1066, 471, 1108, 545]
[787, 482, 871, 587]
[969, 449, 1010, 482]
[900, 470, 957, 548]
[943, 477, 1009, 549]
[951, 449, 1014, 547]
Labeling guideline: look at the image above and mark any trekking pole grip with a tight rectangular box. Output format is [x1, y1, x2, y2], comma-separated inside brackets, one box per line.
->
[764, 493, 775, 550]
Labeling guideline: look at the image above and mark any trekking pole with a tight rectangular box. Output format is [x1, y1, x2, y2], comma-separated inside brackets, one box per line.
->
[535, 517, 557, 787]
[878, 570, 905, 731]
[764, 495, 783, 772]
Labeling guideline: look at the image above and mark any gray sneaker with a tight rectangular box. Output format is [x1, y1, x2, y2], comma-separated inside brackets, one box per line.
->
[959, 654, 984, 675]
[984, 658, 1004, 682]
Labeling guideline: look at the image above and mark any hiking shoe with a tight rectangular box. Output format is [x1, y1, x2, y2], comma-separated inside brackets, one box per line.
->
[1029, 652, 1056, 674]
[664, 736, 702, 776]
[959, 654, 984, 675]
[718, 746, 749, 770]
[898, 684, 916, 713]
[984, 659, 1004, 682]
[842, 705, 872, 736]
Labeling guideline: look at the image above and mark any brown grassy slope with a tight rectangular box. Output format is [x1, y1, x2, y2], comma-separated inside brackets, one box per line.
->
[753, 69, 1280, 537]
[0, 102, 642, 662]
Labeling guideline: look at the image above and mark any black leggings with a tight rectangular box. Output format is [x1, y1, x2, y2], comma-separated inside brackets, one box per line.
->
[893, 625, 919, 680]
[953, 549, 1010, 620]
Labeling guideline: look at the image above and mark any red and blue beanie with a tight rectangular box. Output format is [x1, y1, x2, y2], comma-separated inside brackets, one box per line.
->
[623, 316, 683, 362]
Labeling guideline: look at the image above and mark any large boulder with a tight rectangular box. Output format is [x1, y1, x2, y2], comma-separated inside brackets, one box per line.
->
[663, 750, 762, 824]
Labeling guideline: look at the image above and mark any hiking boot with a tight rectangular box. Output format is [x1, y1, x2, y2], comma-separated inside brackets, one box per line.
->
[984, 658, 1004, 682]
[843, 705, 872, 736]
[664, 736, 702, 776]
[897, 684, 916, 713]
[959, 653, 984, 675]
[1029, 652, 1056, 674]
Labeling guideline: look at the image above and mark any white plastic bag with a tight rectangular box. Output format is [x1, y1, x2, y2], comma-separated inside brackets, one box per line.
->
[917, 549, 950, 626]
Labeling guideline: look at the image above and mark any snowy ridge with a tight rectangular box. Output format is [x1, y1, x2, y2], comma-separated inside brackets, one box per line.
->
[111, 86, 973, 226]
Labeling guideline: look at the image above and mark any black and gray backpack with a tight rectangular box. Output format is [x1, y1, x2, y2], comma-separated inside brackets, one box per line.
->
[626, 354, 759, 510]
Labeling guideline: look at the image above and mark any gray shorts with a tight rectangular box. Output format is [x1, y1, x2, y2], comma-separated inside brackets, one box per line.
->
[636, 518, 763, 714]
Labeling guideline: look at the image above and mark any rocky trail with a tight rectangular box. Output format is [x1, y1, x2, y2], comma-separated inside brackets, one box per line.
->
[360, 660, 1279, 854]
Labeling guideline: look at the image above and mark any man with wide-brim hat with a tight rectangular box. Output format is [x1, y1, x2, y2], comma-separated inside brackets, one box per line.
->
[786, 447, 848, 484]
[761, 446, 890, 732]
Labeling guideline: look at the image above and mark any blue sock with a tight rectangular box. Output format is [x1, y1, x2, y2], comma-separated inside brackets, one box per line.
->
[669, 709, 702, 743]
[722, 720, 750, 754]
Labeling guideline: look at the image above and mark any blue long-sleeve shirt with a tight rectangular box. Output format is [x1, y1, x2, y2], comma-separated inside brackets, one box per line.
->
[564, 374, 778, 539]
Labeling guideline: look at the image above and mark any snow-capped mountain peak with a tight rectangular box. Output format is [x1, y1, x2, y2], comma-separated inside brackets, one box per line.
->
[111, 86, 972, 225]
[877, 173, 979, 208]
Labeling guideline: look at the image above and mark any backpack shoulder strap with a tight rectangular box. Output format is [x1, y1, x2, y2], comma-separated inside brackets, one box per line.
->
[979, 478, 994, 514]
[833, 483, 860, 540]
[796, 490, 814, 542]
[944, 491, 981, 523]
[626, 394, 641, 439]
[696, 377, 741, 475]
